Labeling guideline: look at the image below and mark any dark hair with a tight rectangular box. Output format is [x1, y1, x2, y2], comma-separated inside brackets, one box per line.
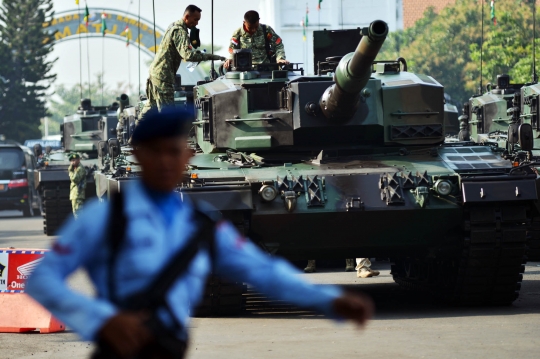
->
[244, 10, 260, 24]
[184, 4, 202, 15]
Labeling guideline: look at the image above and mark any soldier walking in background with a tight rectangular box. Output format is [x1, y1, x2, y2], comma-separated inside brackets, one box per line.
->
[224, 10, 289, 69]
[139, 4, 225, 121]
[68, 153, 86, 219]
[304, 259, 356, 273]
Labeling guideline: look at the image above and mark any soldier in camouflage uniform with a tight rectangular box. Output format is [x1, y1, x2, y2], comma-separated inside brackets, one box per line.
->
[140, 5, 225, 120]
[68, 153, 86, 219]
[224, 10, 289, 69]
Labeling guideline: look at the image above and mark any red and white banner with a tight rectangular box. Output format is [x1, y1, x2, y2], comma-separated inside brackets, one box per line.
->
[0, 250, 47, 293]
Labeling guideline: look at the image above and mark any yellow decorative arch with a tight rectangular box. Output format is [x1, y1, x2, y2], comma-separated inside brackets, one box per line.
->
[44, 8, 166, 56]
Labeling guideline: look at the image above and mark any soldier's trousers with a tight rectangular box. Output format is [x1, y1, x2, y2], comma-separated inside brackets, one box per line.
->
[71, 198, 84, 219]
[139, 77, 175, 122]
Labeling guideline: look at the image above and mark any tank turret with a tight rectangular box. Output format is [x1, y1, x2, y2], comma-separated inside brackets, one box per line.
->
[319, 20, 388, 121]
[62, 98, 119, 157]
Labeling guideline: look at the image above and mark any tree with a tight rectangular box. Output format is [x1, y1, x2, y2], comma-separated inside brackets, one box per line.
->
[377, 0, 538, 107]
[46, 73, 136, 136]
[0, 0, 56, 142]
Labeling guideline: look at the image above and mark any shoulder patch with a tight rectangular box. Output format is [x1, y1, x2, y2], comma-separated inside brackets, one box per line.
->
[275, 37, 282, 45]
[231, 37, 239, 46]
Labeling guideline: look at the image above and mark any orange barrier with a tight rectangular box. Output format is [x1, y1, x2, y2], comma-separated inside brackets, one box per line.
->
[0, 293, 65, 333]
[0, 248, 65, 333]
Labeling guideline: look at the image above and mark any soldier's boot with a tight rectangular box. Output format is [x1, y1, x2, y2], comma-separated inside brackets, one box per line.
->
[304, 260, 316, 273]
[345, 259, 355, 272]
[357, 267, 380, 278]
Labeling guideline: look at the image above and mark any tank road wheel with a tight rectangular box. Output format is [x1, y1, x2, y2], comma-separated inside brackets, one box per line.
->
[392, 204, 529, 306]
[193, 213, 249, 317]
[41, 183, 72, 236]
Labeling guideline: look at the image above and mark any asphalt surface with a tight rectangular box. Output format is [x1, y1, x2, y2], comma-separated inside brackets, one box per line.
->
[0, 210, 539, 359]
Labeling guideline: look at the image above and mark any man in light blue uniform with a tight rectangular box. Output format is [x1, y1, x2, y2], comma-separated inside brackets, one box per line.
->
[26, 108, 373, 358]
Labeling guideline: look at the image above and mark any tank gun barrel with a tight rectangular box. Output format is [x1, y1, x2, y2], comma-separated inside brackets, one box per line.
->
[320, 20, 388, 121]
[118, 93, 130, 113]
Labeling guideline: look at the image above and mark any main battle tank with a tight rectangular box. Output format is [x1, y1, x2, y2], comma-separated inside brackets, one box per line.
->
[458, 75, 540, 261]
[97, 20, 537, 309]
[34, 98, 118, 235]
[183, 20, 537, 306]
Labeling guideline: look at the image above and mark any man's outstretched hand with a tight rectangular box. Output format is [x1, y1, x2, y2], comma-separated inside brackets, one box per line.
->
[332, 291, 374, 327]
[98, 312, 153, 358]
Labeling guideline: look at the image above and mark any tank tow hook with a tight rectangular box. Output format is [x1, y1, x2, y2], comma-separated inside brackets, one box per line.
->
[283, 191, 297, 212]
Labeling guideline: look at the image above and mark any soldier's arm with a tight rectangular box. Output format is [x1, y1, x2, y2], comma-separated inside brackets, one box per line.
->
[228, 29, 241, 59]
[69, 166, 85, 184]
[268, 26, 286, 61]
[174, 30, 221, 62]
[214, 221, 343, 318]
[26, 200, 117, 341]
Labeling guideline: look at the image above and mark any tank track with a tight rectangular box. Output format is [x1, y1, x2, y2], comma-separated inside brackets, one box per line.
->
[526, 217, 540, 261]
[41, 183, 72, 236]
[392, 203, 529, 305]
[193, 219, 248, 317]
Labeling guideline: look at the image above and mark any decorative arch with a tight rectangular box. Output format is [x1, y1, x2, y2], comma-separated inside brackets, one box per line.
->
[44, 8, 167, 56]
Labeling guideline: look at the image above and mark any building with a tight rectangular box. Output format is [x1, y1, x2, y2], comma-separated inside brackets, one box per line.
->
[259, 0, 404, 75]
[402, 0, 456, 28]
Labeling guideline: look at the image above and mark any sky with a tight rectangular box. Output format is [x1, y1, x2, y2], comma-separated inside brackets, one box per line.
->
[49, 0, 262, 96]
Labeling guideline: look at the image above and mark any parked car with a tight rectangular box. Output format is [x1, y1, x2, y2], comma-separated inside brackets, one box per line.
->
[0, 140, 41, 216]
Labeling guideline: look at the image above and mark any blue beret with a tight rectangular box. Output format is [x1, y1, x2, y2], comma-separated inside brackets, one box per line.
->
[131, 107, 193, 145]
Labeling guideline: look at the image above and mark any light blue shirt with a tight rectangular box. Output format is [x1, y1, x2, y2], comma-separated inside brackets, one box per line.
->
[26, 180, 342, 341]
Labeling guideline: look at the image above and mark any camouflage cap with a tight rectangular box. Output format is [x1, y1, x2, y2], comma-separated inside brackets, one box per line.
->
[68, 153, 80, 160]
[131, 107, 193, 145]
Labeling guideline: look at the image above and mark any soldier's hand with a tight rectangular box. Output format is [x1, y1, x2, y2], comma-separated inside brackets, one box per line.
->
[224, 59, 231, 69]
[98, 312, 153, 358]
[332, 291, 374, 328]
[277, 59, 290, 65]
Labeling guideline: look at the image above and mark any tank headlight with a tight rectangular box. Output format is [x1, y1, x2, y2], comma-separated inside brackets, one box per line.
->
[434, 180, 452, 196]
[259, 185, 277, 202]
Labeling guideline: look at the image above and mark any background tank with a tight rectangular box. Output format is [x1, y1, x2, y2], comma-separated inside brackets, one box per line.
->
[34, 98, 118, 235]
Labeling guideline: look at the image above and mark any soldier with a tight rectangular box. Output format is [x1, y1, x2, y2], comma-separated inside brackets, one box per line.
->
[68, 153, 86, 218]
[305, 258, 380, 278]
[27, 108, 374, 359]
[304, 259, 356, 273]
[224, 10, 290, 69]
[139, 4, 225, 120]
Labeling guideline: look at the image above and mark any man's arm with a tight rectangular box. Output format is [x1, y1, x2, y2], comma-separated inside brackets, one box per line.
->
[267, 26, 286, 62]
[69, 165, 85, 184]
[214, 222, 371, 322]
[25, 200, 117, 341]
[174, 30, 223, 62]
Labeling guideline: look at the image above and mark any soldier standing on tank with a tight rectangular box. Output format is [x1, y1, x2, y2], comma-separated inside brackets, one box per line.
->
[68, 153, 86, 219]
[139, 4, 226, 121]
[224, 10, 290, 69]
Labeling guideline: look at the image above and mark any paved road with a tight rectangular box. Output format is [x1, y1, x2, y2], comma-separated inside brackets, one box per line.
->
[0, 211, 539, 359]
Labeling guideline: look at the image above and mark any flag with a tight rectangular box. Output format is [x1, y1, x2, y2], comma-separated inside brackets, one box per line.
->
[490, 0, 497, 25]
[101, 12, 108, 36]
[84, 4, 89, 27]
[124, 25, 130, 46]
[317, 0, 323, 11]
[302, 5, 309, 41]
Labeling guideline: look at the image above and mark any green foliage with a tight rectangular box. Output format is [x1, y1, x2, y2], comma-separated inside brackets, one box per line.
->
[46, 73, 136, 136]
[0, 0, 56, 142]
[377, 0, 538, 107]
